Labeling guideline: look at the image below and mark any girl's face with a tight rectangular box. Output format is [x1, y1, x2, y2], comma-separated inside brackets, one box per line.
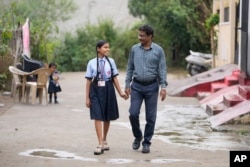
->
[97, 43, 110, 57]
[50, 65, 56, 72]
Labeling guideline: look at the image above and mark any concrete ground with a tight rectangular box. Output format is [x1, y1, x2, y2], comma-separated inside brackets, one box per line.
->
[0, 72, 248, 167]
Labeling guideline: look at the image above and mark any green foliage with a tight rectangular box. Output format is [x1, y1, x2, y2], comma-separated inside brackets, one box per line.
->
[128, 0, 213, 67]
[0, 0, 77, 63]
[0, 72, 7, 91]
[205, 13, 219, 31]
[1, 0, 215, 73]
[0, 0, 77, 89]
[54, 20, 137, 72]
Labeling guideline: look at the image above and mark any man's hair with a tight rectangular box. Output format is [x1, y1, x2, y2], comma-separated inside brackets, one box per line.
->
[139, 24, 154, 37]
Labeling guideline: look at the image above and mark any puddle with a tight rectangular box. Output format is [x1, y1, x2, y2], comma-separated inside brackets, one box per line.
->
[19, 149, 196, 165]
[154, 105, 250, 150]
[113, 104, 250, 151]
[19, 149, 98, 162]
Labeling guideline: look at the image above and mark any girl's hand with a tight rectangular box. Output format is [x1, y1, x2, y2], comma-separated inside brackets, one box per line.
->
[86, 98, 91, 108]
[120, 92, 129, 100]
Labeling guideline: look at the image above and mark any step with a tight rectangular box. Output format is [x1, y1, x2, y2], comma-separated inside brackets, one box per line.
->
[206, 103, 226, 116]
[231, 69, 241, 77]
[239, 86, 250, 100]
[224, 75, 238, 86]
[197, 91, 211, 100]
[223, 94, 244, 107]
[238, 73, 250, 85]
[211, 82, 227, 93]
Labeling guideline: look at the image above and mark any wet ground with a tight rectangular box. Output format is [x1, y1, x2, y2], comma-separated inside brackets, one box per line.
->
[155, 102, 250, 151]
[0, 71, 250, 167]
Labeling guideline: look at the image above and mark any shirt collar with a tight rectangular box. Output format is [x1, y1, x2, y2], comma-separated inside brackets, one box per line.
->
[139, 43, 153, 50]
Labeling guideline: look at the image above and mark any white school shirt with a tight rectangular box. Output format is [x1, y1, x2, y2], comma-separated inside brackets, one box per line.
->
[85, 57, 119, 80]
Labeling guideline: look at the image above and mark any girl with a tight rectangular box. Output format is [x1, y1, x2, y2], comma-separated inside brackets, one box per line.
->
[48, 62, 61, 104]
[85, 40, 127, 155]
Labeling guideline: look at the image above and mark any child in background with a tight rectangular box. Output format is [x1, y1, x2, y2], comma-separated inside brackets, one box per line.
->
[48, 62, 61, 104]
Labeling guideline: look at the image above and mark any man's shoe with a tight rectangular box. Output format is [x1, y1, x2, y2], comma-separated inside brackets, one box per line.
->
[132, 137, 142, 150]
[142, 145, 150, 153]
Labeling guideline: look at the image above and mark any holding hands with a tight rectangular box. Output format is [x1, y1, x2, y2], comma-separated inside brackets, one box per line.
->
[119, 90, 129, 100]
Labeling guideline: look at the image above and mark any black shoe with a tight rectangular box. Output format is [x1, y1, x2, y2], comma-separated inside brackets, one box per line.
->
[48, 101, 52, 104]
[132, 137, 142, 150]
[54, 101, 59, 104]
[142, 145, 150, 153]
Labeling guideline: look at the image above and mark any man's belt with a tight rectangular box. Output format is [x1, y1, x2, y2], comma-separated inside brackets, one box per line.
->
[133, 78, 157, 86]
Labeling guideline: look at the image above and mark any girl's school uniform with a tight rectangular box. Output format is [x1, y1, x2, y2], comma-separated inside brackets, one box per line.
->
[85, 56, 119, 121]
[48, 71, 62, 93]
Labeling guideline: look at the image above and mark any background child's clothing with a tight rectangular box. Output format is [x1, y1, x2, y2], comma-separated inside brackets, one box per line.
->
[48, 71, 61, 103]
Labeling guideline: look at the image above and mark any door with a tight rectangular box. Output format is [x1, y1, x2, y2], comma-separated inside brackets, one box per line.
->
[240, 0, 250, 77]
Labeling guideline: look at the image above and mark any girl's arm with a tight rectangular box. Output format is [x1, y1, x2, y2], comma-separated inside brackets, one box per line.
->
[85, 79, 92, 108]
[113, 77, 128, 99]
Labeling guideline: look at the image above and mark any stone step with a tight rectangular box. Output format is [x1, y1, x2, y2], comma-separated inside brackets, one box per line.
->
[223, 94, 244, 107]
[239, 86, 250, 100]
[211, 82, 227, 93]
[197, 91, 211, 100]
[231, 69, 241, 77]
[206, 103, 226, 116]
[239, 73, 250, 85]
[224, 75, 238, 86]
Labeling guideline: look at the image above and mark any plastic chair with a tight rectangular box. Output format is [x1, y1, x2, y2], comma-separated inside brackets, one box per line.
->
[26, 68, 51, 104]
[8, 66, 23, 102]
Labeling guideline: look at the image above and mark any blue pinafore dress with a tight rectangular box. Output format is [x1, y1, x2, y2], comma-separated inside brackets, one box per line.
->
[89, 56, 119, 121]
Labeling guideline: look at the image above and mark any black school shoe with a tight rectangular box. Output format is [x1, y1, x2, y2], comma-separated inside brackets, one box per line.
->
[142, 145, 150, 153]
[132, 137, 143, 150]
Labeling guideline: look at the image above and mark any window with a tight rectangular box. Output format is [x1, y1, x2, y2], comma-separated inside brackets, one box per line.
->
[224, 7, 229, 22]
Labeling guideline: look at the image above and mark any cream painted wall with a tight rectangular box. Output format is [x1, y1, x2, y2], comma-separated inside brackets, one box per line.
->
[217, 24, 231, 66]
[213, 0, 238, 67]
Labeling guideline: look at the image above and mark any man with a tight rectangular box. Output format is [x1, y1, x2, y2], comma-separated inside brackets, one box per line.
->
[125, 24, 167, 153]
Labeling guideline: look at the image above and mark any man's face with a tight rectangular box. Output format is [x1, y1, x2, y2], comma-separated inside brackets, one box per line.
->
[138, 31, 151, 45]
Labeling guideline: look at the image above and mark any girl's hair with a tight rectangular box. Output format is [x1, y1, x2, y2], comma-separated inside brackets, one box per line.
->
[49, 62, 57, 68]
[96, 40, 108, 52]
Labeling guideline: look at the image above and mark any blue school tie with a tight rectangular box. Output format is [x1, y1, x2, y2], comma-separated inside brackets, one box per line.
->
[100, 59, 106, 80]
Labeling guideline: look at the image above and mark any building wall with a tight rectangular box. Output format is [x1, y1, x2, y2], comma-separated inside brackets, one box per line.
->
[213, 0, 238, 67]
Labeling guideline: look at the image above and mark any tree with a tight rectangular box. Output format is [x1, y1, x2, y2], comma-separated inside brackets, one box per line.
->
[54, 19, 139, 72]
[205, 13, 219, 68]
[0, 0, 77, 62]
[128, 0, 213, 67]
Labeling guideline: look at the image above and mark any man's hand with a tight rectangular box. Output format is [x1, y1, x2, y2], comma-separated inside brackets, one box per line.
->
[125, 88, 131, 97]
[160, 89, 167, 101]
